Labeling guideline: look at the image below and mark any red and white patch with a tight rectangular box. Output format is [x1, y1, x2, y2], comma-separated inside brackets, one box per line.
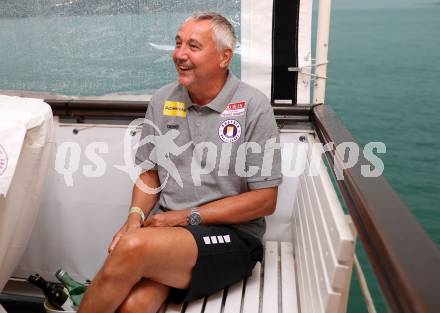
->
[221, 101, 246, 117]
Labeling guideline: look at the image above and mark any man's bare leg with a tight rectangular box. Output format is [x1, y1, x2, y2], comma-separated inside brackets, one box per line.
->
[78, 227, 197, 313]
[117, 279, 169, 313]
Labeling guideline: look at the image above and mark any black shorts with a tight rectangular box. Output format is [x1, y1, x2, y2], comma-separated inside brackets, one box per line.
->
[168, 224, 263, 303]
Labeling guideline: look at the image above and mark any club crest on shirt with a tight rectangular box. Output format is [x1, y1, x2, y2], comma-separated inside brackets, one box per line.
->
[218, 119, 242, 143]
[0, 144, 8, 176]
[220, 101, 246, 117]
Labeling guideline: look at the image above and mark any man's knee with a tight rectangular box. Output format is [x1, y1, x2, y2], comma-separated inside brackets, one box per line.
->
[117, 280, 169, 313]
[117, 295, 148, 313]
[102, 230, 152, 280]
[115, 231, 148, 257]
[118, 295, 164, 313]
[117, 296, 137, 313]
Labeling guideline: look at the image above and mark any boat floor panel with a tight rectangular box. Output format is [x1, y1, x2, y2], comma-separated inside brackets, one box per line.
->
[0, 294, 45, 313]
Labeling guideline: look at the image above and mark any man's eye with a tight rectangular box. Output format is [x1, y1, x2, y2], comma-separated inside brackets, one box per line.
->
[175, 42, 182, 47]
[190, 44, 199, 50]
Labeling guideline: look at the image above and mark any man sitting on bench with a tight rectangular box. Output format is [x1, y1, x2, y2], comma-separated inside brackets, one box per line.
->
[78, 11, 281, 313]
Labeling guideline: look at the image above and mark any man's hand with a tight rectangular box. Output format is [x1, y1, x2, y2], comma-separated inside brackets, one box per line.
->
[143, 210, 188, 227]
[108, 213, 142, 253]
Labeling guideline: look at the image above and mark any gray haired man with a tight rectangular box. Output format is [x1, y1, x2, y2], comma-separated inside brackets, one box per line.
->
[78, 12, 281, 313]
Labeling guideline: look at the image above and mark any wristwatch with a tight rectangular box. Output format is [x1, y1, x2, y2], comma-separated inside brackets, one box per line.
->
[187, 207, 202, 225]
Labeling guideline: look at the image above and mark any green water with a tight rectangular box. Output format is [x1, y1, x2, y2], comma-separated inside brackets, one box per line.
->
[1, 6, 439, 313]
[327, 8, 440, 312]
[0, 12, 240, 95]
[328, 8, 440, 245]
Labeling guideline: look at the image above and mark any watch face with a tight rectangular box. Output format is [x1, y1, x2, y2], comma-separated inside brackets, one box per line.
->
[189, 213, 202, 225]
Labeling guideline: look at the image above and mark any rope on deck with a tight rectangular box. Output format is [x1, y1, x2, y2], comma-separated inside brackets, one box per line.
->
[354, 253, 378, 313]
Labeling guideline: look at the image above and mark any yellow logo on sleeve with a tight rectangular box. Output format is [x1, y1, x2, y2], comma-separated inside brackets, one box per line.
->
[163, 101, 187, 117]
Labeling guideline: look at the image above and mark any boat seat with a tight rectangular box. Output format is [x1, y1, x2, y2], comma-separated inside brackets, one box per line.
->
[158, 134, 356, 313]
[292, 135, 356, 313]
[160, 241, 297, 313]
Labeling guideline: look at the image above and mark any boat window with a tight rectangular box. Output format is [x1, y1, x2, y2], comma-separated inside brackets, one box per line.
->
[0, 1, 241, 97]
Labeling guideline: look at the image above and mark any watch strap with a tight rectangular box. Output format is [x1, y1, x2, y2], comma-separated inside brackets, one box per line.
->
[188, 207, 202, 225]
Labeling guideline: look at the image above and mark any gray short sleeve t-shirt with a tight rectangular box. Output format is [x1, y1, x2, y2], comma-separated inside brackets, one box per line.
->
[135, 72, 282, 239]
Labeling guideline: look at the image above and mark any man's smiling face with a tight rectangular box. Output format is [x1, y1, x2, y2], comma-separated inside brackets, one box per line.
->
[172, 19, 225, 90]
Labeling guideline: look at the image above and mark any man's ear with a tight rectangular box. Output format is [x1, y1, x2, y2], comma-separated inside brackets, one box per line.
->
[219, 48, 233, 68]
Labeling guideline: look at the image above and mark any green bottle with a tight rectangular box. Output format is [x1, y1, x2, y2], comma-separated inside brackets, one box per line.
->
[27, 273, 68, 310]
[55, 269, 87, 308]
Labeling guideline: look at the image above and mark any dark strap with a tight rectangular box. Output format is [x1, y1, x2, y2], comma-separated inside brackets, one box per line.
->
[271, 0, 300, 104]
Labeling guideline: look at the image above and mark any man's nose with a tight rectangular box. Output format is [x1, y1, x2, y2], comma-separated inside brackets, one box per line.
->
[174, 45, 189, 60]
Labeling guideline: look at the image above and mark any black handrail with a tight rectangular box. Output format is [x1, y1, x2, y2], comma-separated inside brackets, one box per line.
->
[312, 104, 440, 313]
[45, 99, 149, 121]
[44, 99, 315, 122]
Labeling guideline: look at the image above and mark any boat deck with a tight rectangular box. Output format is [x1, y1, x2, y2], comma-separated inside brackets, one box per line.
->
[0, 294, 45, 313]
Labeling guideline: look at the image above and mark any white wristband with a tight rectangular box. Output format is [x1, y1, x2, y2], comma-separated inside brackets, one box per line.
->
[129, 206, 145, 222]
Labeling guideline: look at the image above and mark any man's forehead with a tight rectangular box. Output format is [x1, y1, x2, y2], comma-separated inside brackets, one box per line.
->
[176, 19, 213, 41]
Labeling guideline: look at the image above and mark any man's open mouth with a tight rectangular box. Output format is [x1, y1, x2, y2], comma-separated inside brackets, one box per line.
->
[178, 64, 193, 71]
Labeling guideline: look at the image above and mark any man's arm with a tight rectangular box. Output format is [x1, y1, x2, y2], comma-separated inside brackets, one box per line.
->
[198, 186, 277, 224]
[130, 169, 161, 220]
[144, 186, 278, 227]
[108, 170, 160, 253]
